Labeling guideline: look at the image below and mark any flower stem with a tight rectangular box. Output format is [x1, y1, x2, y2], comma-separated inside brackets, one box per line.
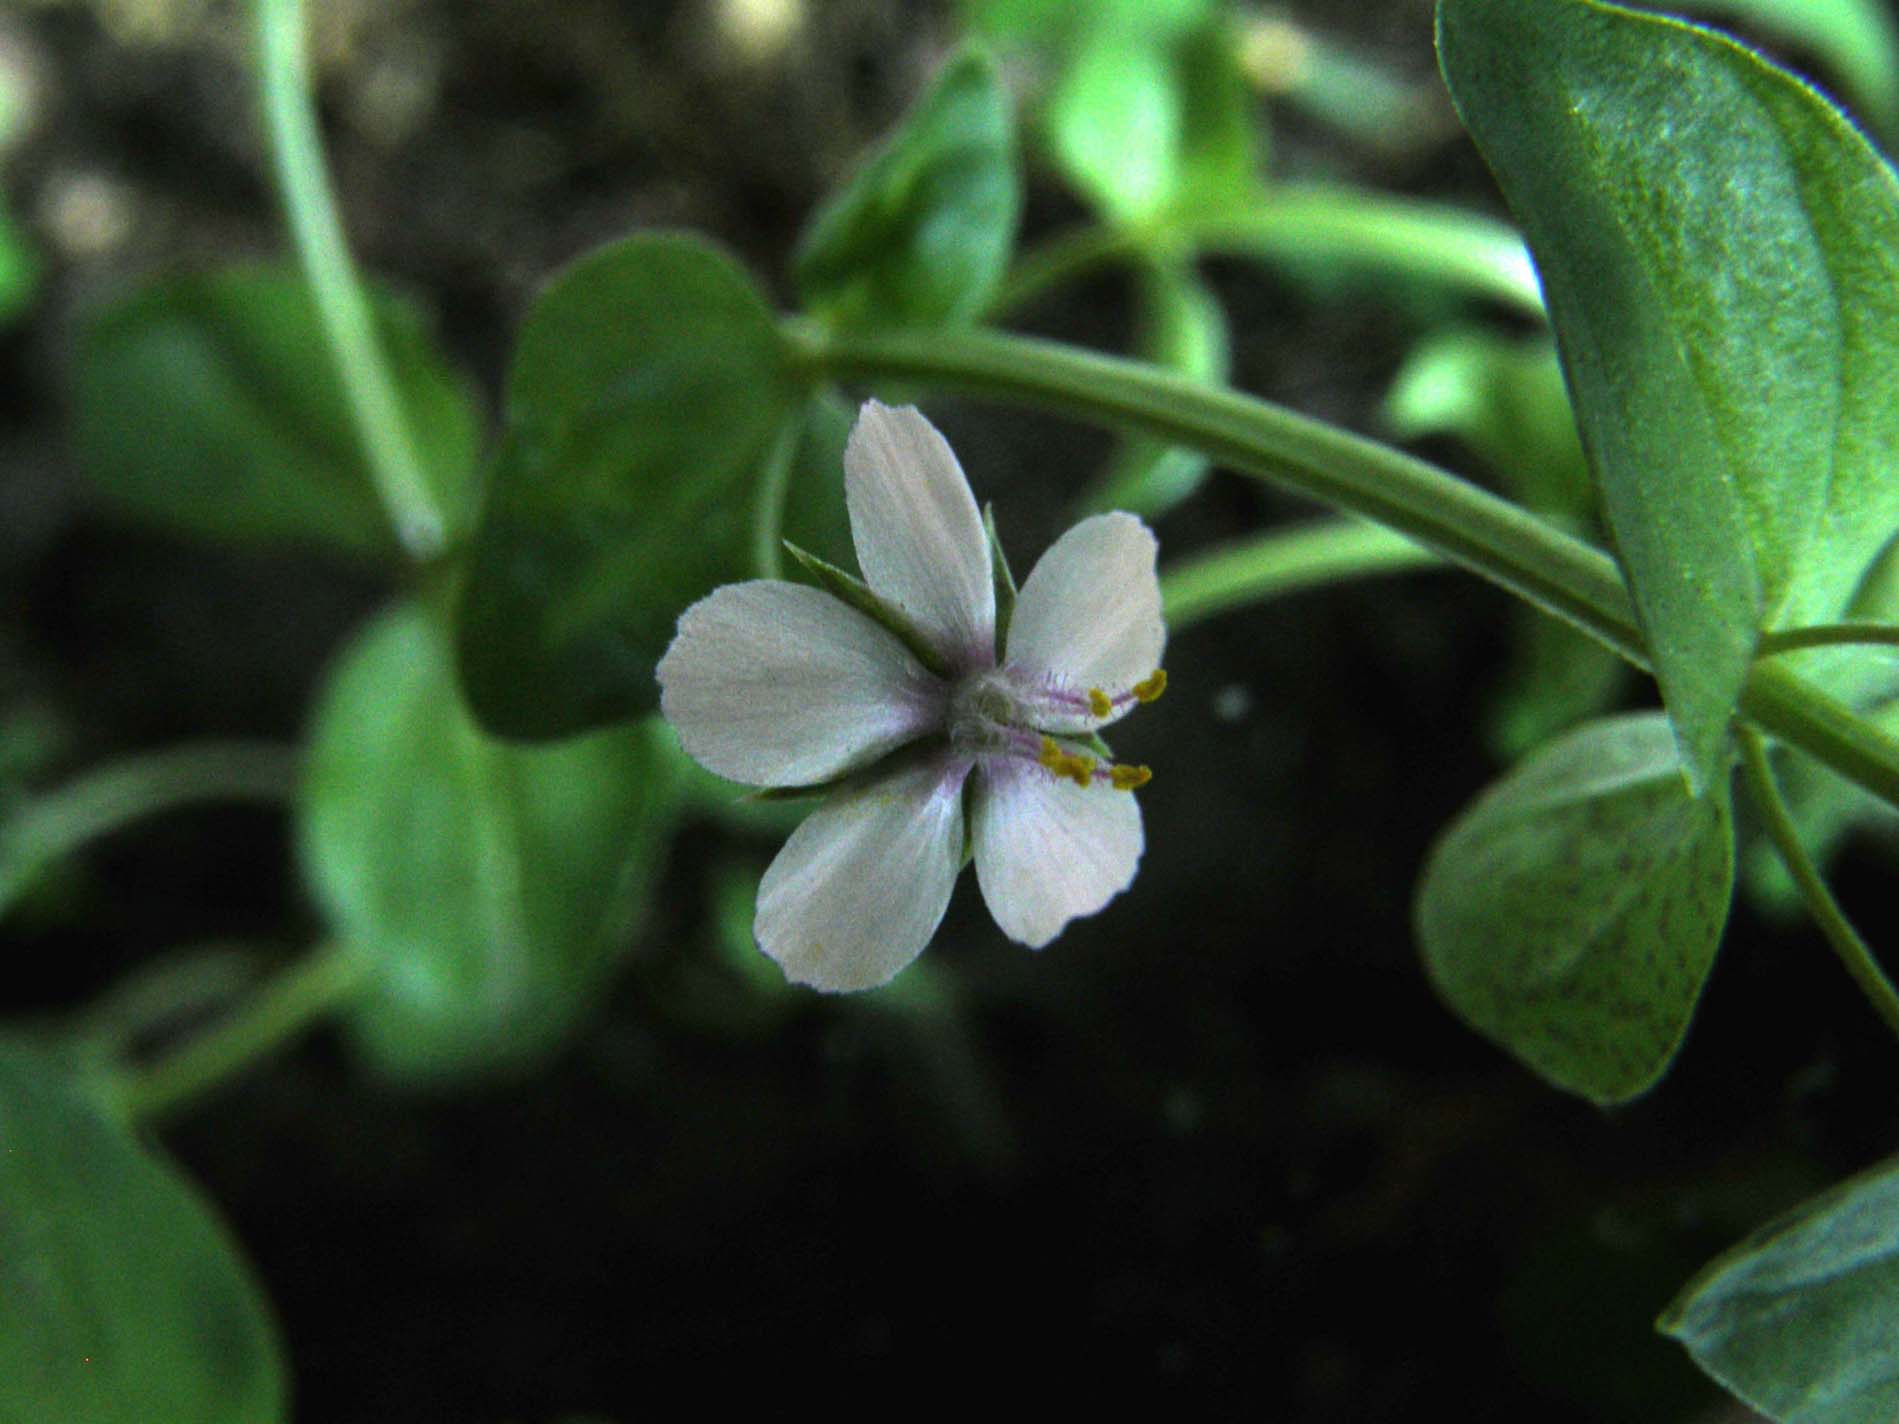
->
[1736, 726, 1899, 1039]
[0, 742, 299, 920]
[785, 319, 1899, 812]
[1160, 519, 1440, 631]
[255, 0, 444, 558]
[115, 947, 369, 1126]
[1759, 623, 1899, 657]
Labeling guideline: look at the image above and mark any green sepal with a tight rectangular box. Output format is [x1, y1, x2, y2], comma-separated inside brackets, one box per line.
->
[781, 539, 954, 679]
[984, 503, 1018, 652]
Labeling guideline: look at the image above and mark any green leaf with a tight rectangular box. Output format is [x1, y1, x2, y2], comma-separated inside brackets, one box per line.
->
[0, 1041, 287, 1423]
[0, 199, 37, 327]
[457, 234, 797, 738]
[1660, 1152, 1899, 1423]
[1437, 0, 1899, 789]
[1080, 257, 1230, 517]
[74, 263, 481, 560]
[300, 602, 684, 1083]
[1046, 27, 1182, 221]
[1415, 712, 1735, 1104]
[1042, 11, 1258, 223]
[795, 51, 1020, 329]
[776, 387, 855, 570]
[1662, 0, 1899, 133]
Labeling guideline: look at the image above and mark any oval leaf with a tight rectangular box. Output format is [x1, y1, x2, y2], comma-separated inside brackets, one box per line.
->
[74, 263, 481, 560]
[457, 234, 796, 737]
[794, 50, 1020, 329]
[0, 1042, 287, 1423]
[300, 602, 685, 1082]
[1660, 1153, 1899, 1424]
[1416, 712, 1735, 1104]
[1437, 0, 1899, 788]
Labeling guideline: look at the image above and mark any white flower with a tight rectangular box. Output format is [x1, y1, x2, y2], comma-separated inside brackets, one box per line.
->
[657, 400, 1166, 992]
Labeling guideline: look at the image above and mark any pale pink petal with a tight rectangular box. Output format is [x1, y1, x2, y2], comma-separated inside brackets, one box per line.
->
[1005, 513, 1163, 704]
[754, 761, 970, 991]
[972, 762, 1143, 949]
[845, 401, 995, 667]
[658, 581, 941, 788]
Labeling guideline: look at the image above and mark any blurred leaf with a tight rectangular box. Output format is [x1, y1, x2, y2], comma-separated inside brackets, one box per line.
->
[1046, 26, 1180, 221]
[1041, 8, 1258, 222]
[300, 602, 684, 1083]
[1079, 258, 1230, 516]
[795, 51, 1020, 329]
[1438, 0, 1899, 790]
[1190, 185, 1544, 318]
[0, 1041, 287, 1423]
[1385, 328, 1625, 752]
[1416, 712, 1735, 1105]
[74, 263, 481, 561]
[0, 200, 36, 327]
[778, 388, 855, 569]
[963, 0, 1211, 45]
[1660, 1152, 1899, 1423]
[457, 234, 797, 738]
[1384, 329, 1589, 519]
[1659, 0, 1899, 133]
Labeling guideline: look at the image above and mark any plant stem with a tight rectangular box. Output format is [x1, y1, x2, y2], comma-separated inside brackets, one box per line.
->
[117, 947, 369, 1126]
[0, 742, 299, 919]
[785, 319, 1899, 812]
[1160, 519, 1440, 631]
[1737, 726, 1899, 1039]
[255, 0, 444, 558]
[750, 412, 803, 580]
[1759, 623, 1899, 657]
[992, 185, 1544, 319]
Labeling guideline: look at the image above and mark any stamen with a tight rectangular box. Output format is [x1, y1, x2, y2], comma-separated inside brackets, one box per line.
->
[1038, 735, 1097, 788]
[1132, 670, 1168, 704]
[1109, 763, 1152, 791]
[1086, 687, 1114, 718]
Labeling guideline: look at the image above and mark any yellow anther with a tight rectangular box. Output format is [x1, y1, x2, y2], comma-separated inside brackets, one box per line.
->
[1038, 736, 1097, 788]
[1109, 763, 1152, 791]
[1132, 669, 1168, 704]
[1086, 687, 1114, 718]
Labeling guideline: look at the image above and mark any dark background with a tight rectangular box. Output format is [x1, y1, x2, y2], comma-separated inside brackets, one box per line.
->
[1, 0, 1894, 1416]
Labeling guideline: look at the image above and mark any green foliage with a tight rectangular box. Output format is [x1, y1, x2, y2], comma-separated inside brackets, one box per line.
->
[1080, 257, 1230, 517]
[1438, 0, 1899, 791]
[74, 264, 481, 560]
[0, 201, 35, 327]
[794, 51, 1019, 329]
[1662, 0, 1899, 132]
[299, 602, 685, 1083]
[1416, 713, 1735, 1104]
[969, 0, 1258, 223]
[457, 234, 797, 738]
[0, 1042, 286, 1424]
[1660, 1153, 1899, 1423]
[776, 388, 856, 570]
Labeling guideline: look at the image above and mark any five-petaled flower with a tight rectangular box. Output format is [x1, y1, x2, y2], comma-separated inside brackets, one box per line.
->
[658, 401, 1166, 991]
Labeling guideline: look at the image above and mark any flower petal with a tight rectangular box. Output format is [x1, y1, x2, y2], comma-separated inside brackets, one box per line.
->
[845, 401, 996, 668]
[755, 761, 969, 991]
[658, 580, 941, 787]
[972, 762, 1143, 949]
[1005, 513, 1163, 702]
